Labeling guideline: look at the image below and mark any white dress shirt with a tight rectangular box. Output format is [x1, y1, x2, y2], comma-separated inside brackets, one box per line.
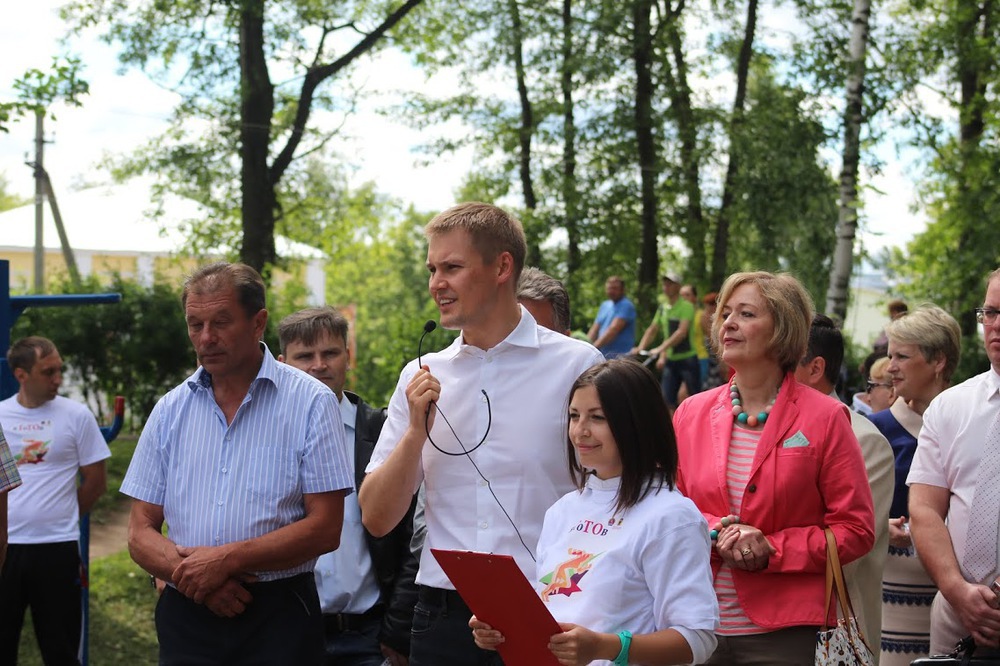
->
[907, 367, 1000, 581]
[314, 395, 381, 614]
[366, 307, 604, 589]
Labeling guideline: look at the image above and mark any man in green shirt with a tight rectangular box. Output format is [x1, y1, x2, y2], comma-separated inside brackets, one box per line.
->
[632, 273, 701, 408]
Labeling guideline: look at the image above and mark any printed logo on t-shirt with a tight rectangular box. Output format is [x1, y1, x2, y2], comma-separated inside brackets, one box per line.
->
[16, 439, 49, 464]
[539, 548, 601, 601]
[571, 517, 623, 536]
[9, 420, 53, 465]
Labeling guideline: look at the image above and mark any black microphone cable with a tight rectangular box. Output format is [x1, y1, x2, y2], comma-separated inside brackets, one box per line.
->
[415, 319, 535, 562]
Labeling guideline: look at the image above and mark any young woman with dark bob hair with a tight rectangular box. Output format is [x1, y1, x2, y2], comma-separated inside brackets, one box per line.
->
[470, 359, 719, 665]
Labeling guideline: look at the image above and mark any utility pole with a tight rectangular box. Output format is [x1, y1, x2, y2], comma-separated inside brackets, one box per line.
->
[33, 110, 45, 292]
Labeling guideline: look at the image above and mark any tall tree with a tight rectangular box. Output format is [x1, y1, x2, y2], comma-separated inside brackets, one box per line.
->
[710, 0, 759, 288]
[64, 0, 423, 274]
[825, 0, 872, 320]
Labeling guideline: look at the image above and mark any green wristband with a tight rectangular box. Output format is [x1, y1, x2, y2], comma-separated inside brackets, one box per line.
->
[614, 630, 632, 666]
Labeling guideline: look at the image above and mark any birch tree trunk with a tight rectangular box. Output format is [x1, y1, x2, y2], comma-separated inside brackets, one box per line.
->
[825, 0, 872, 320]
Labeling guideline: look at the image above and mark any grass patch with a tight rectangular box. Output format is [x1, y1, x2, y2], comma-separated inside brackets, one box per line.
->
[90, 434, 139, 526]
[17, 549, 158, 665]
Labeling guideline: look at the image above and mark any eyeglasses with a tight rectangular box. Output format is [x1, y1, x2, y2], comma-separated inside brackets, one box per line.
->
[866, 380, 892, 392]
[975, 308, 1000, 325]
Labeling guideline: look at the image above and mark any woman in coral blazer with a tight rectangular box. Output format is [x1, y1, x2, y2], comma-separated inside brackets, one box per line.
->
[673, 271, 874, 665]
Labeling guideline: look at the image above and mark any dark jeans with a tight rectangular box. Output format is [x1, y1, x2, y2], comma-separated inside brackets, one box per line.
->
[156, 572, 324, 666]
[0, 541, 82, 666]
[323, 605, 385, 666]
[662, 355, 702, 408]
[409, 586, 504, 666]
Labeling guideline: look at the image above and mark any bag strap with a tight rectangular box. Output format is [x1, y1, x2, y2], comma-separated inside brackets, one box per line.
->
[825, 528, 857, 622]
[823, 527, 875, 659]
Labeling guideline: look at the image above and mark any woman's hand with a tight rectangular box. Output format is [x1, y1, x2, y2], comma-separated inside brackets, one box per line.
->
[548, 623, 617, 666]
[469, 615, 505, 651]
[888, 516, 912, 549]
[716, 524, 775, 572]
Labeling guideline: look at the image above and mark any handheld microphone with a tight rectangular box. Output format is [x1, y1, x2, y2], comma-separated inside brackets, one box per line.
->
[418, 320, 437, 367]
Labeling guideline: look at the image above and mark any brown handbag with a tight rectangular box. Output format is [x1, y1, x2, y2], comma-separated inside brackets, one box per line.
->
[814, 528, 875, 666]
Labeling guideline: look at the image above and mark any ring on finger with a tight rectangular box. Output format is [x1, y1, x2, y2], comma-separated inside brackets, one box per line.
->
[741, 546, 753, 556]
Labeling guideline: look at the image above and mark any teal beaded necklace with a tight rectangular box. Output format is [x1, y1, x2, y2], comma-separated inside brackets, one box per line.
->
[729, 381, 777, 427]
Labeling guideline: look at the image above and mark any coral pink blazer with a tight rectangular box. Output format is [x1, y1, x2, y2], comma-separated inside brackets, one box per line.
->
[673, 373, 874, 629]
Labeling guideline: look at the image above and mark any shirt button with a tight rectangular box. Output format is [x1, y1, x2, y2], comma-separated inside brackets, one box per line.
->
[479, 479, 488, 487]
[215, 536, 221, 542]
[221, 467, 227, 474]
[481, 395, 488, 403]
[480, 521, 488, 529]
[217, 500, 224, 506]
[747, 484, 757, 493]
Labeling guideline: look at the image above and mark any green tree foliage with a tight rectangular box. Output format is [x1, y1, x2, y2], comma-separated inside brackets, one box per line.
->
[0, 173, 29, 212]
[0, 56, 89, 132]
[63, 0, 423, 274]
[12, 274, 190, 431]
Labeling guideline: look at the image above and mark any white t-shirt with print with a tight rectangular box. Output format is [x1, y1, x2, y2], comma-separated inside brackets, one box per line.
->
[536, 475, 719, 665]
[0, 395, 111, 543]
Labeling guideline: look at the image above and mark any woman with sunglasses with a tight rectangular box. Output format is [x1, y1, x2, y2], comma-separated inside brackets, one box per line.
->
[866, 357, 896, 413]
[869, 305, 961, 665]
[470, 359, 719, 665]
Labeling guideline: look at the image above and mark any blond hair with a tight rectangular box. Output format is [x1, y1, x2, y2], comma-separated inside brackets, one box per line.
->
[425, 203, 527, 282]
[886, 305, 961, 381]
[711, 271, 814, 373]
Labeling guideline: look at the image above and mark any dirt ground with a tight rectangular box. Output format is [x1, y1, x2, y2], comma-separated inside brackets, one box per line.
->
[88, 504, 130, 560]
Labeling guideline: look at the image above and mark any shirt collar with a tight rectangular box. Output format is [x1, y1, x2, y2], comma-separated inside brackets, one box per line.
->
[186, 342, 276, 392]
[339, 392, 357, 430]
[585, 474, 622, 492]
[440, 305, 540, 360]
[986, 367, 1000, 400]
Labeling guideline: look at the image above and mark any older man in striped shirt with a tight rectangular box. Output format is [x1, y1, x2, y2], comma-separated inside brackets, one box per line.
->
[121, 262, 353, 665]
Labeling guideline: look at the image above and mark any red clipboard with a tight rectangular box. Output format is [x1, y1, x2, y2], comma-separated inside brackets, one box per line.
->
[431, 548, 562, 665]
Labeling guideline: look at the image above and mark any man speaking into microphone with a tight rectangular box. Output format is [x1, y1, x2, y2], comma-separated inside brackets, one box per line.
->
[359, 203, 603, 666]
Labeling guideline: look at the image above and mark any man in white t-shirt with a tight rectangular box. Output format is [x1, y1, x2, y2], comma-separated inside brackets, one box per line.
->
[359, 202, 603, 666]
[0, 336, 111, 666]
[909, 267, 1000, 655]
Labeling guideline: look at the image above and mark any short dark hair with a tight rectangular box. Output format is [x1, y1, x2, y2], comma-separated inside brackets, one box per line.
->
[425, 203, 527, 283]
[887, 299, 908, 316]
[566, 359, 677, 514]
[277, 307, 349, 355]
[517, 267, 571, 332]
[182, 262, 266, 319]
[7, 336, 57, 373]
[802, 314, 844, 387]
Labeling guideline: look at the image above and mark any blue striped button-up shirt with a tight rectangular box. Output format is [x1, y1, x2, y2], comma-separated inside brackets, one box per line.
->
[121, 344, 352, 580]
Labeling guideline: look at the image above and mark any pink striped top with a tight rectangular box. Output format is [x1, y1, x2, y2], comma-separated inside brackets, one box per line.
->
[714, 424, 765, 635]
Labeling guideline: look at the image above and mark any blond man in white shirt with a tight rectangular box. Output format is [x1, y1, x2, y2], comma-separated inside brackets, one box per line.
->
[359, 202, 602, 666]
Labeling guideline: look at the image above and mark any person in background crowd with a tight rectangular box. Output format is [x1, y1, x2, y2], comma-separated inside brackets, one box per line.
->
[796, 314, 894, 659]
[908, 269, 1000, 656]
[673, 271, 874, 665]
[0, 336, 110, 666]
[681, 285, 710, 390]
[632, 273, 700, 409]
[471, 360, 719, 665]
[278, 307, 417, 666]
[866, 357, 895, 414]
[518, 267, 572, 336]
[359, 203, 603, 666]
[873, 300, 909, 355]
[588, 276, 637, 358]
[853, 351, 888, 415]
[868, 305, 961, 664]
